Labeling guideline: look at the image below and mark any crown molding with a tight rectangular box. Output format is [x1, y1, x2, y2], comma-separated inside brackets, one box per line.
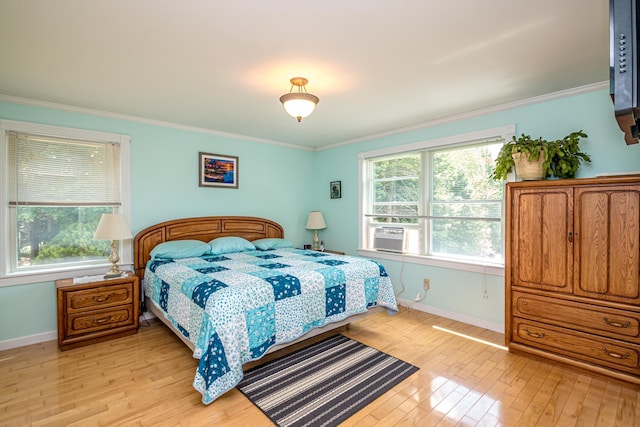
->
[319, 81, 609, 151]
[0, 94, 313, 151]
[1, 81, 608, 153]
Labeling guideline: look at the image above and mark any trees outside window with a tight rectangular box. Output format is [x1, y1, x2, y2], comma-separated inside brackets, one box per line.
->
[17, 206, 112, 267]
[361, 127, 511, 265]
[1, 120, 130, 282]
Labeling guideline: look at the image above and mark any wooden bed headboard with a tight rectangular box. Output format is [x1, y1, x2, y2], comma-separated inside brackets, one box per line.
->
[133, 216, 284, 278]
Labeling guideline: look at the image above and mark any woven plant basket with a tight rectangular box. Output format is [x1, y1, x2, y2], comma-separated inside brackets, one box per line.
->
[512, 151, 545, 180]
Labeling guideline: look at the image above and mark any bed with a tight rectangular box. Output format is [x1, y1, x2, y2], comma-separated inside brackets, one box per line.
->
[134, 216, 398, 404]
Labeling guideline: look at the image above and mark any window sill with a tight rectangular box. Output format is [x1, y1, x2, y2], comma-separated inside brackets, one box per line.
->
[0, 263, 134, 287]
[356, 249, 504, 276]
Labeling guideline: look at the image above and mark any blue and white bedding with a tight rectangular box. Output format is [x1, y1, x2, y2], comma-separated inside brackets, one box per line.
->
[143, 247, 398, 404]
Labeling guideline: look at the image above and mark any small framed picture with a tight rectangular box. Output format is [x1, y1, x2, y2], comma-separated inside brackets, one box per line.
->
[330, 180, 341, 199]
[199, 152, 238, 188]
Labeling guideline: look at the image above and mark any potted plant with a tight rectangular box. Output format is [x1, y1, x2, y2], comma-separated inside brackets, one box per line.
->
[491, 131, 590, 181]
[491, 133, 549, 181]
[545, 130, 591, 179]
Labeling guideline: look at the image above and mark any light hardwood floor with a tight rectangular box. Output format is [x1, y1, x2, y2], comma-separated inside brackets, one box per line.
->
[1, 307, 639, 426]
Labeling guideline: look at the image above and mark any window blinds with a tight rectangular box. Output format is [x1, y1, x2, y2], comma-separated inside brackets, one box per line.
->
[7, 131, 121, 206]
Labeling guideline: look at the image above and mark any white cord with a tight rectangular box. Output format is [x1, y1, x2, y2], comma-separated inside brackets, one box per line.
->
[482, 263, 489, 300]
[140, 310, 152, 327]
[395, 251, 406, 299]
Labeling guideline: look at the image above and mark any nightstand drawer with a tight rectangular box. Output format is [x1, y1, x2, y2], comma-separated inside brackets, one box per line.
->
[56, 274, 140, 349]
[67, 283, 134, 312]
[67, 306, 135, 336]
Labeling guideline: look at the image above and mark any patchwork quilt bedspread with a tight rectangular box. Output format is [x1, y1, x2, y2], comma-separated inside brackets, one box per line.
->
[143, 248, 398, 404]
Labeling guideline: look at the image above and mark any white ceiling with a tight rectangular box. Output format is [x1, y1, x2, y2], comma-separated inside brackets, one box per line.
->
[0, 1, 610, 149]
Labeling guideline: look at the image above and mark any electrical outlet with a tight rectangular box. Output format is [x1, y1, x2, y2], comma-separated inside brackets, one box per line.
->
[423, 278, 430, 290]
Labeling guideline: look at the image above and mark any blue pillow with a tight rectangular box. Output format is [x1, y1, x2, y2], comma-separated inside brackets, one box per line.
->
[150, 240, 211, 259]
[253, 238, 293, 250]
[208, 236, 255, 255]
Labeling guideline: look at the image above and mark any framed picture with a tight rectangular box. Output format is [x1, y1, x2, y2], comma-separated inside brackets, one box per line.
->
[330, 180, 341, 199]
[199, 152, 239, 188]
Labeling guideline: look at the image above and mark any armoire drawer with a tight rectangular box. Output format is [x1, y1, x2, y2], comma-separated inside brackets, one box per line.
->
[513, 318, 640, 374]
[513, 291, 640, 342]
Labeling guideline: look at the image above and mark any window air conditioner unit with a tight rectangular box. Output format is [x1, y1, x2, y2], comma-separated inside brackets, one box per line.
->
[373, 227, 406, 253]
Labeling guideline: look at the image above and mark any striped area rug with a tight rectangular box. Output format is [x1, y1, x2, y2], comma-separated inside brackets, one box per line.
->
[237, 334, 419, 427]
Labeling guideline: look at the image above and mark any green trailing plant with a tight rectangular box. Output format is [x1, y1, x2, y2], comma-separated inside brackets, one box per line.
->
[491, 131, 591, 180]
[545, 130, 591, 179]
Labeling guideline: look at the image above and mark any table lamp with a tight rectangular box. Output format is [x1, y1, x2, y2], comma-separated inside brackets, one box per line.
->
[306, 211, 327, 251]
[94, 213, 133, 278]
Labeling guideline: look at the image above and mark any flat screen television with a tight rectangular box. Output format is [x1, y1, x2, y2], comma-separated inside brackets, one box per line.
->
[611, 0, 640, 145]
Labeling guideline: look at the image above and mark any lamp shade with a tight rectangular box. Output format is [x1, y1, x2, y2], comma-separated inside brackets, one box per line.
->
[306, 211, 327, 230]
[94, 213, 132, 240]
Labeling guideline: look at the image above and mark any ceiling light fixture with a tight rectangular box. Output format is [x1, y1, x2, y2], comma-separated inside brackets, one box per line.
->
[279, 77, 319, 122]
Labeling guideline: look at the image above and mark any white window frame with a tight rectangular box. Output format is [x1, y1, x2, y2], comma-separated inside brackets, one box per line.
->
[357, 125, 515, 276]
[0, 120, 131, 287]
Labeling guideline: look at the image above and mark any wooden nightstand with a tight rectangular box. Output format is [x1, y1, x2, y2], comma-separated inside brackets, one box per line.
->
[56, 273, 140, 350]
[317, 249, 345, 255]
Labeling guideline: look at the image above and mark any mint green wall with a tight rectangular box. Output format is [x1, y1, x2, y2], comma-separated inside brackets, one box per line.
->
[2, 87, 639, 342]
[1, 282, 57, 342]
[314, 88, 640, 328]
[0, 100, 315, 342]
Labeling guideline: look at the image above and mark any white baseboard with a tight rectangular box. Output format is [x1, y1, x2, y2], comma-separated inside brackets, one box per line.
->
[0, 331, 57, 351]
[0, 306, 501, 351]
[397, 297, 504, 333]
[0, 314, 154, 351]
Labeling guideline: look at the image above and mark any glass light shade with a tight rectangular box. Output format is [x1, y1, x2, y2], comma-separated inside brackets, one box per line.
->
[280, 93, 319, 122]
[94, 213, 132, 240]
[306, 211, 327, 230]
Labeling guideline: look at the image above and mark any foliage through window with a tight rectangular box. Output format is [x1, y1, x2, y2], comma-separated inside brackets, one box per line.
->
[16, 206, 112, 268]
[372, 154, 420, 224]
[361, 127, 512, 265]
[1, 121, 130, 280]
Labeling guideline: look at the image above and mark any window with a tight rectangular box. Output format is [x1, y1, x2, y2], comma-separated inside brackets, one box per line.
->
[359, 126, 514, 267]
[0, 120, 131, 285]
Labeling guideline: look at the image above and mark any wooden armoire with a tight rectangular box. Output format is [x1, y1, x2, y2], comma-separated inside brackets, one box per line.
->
[505, 175, 640, 383]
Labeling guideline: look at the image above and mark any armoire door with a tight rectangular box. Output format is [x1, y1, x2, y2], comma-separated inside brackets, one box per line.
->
[574, 184, 640, 305]
[511, 187, 573, 293]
